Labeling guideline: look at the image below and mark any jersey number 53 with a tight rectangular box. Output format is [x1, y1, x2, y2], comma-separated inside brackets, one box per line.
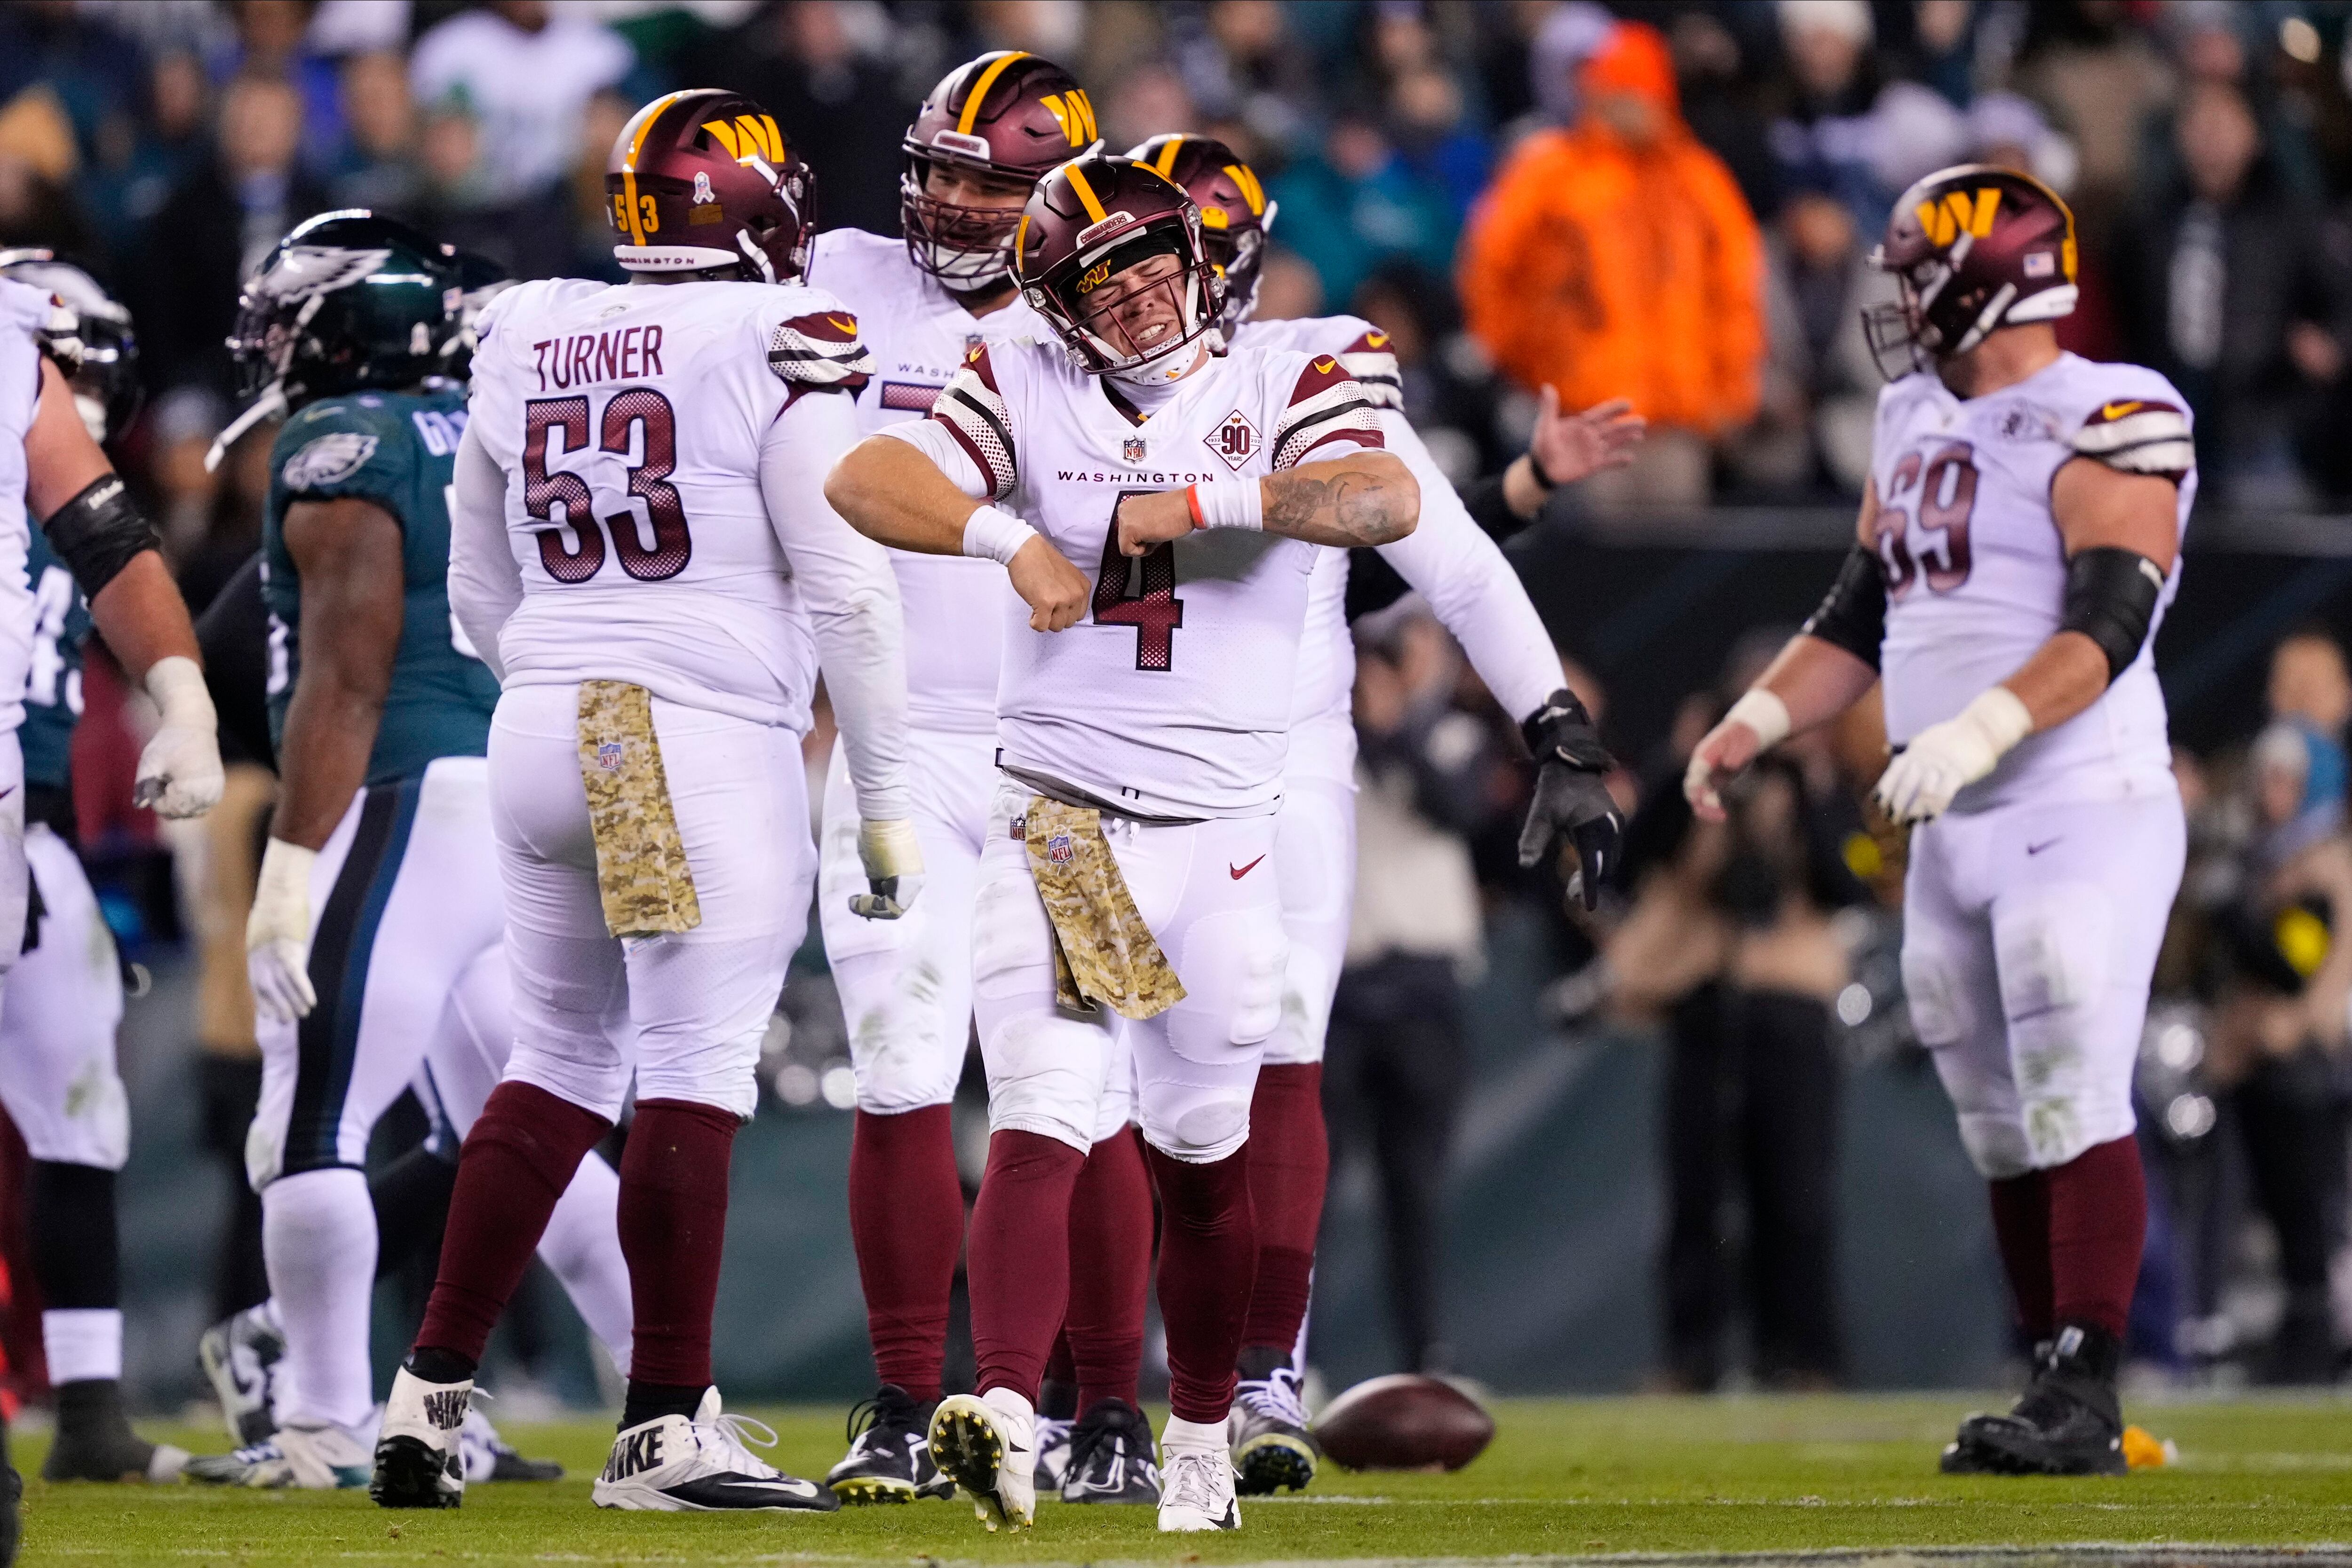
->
[522, 391, 693, 583]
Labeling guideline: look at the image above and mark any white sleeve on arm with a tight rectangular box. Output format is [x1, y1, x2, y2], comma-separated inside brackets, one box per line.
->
[764, 393, 913, 823]
[876, 416, 993, 500]
[1373, 412, 1563, 724]
[448, 417, 521, 683]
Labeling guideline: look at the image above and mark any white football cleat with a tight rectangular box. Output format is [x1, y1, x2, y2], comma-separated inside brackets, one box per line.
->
[1031, 1415, 1073, 1494]
[197, 1301, 285, 1446]
[186, 1419, 371, 1490]
[927, 1388, 1036, 1531]
[370, 1366, 471, 1509]
[1158, 1417, 1240, 1532]
[591, 1389, 837, 1513]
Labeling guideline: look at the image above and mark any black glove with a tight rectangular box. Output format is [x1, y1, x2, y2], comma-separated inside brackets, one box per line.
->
[1517, 688, 1622, 909]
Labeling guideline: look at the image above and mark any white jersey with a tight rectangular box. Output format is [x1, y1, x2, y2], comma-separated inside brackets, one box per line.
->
[1871, 351, 2196, 812]
[0, 280, 48, 737]
[814, 228, 1043, 735]
[464, 275, 871, 729]
[1234, 313, 1564, 765]
[926, 339, 1384, 818]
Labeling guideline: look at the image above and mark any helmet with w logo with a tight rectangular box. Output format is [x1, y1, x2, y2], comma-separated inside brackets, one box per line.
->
[902, 51, 1101, 287]
[1863, 164, 2077, 378]
[1126, 134, 1276, 341]
[606, 89, 816, 283]
[1016, 154, 1220, 376]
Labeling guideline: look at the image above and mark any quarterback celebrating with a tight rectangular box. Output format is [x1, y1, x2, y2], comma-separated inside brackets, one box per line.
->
[372, 90, 914, 1514]
[828, 152, 1419, 1534]
[1685, 166, 2194, 1475]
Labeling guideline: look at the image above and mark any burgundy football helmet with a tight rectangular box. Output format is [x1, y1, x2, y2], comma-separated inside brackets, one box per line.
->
[1126, 134, 1276, 341]
[606, 89, 816, 283]
[902, 51, 1102, 288]
[1863, 163, 2077, 378]
[1016, 154, 1222, 377]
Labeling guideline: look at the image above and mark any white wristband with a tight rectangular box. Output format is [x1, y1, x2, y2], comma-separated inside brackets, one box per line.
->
[1189, 476, 1263, 531]
[961, 505, 1037, 566]
[144, 654, 216, 731]
[1724, 688, 1791, 752]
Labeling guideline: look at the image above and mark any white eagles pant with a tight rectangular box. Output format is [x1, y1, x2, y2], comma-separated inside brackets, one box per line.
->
[488, 683, 813, 1121]
[0, 730, 28, 986]
[971, 778, 1286, 1164]
[1265, 713, 1359, 1068]
[816, 727, 993, 1114]
[247, 756, 507, 1186]
[1899, 787, 2185, 1180]
[0, 823, 127, 1168]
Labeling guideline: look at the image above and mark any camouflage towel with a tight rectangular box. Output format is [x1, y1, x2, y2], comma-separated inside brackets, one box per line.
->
[577, 681, 702, 938]
[1023, 796, 1185, 1021]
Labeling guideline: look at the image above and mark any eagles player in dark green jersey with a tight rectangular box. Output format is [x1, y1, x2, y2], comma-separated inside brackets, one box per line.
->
[0, 253, 191, 1489]
[184, 214, 623, 1491]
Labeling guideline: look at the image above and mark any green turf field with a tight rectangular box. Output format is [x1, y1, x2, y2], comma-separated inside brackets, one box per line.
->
[16, 1395, 2352, 1564]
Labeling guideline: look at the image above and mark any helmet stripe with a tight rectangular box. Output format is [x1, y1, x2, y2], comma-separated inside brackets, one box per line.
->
[1065, 161, 1108, 223]
[1152, 137, 1185, 176]
[957, 51, 1032, 135]
[1224, 163, 1265, 215]
[621, 91, 688, 247]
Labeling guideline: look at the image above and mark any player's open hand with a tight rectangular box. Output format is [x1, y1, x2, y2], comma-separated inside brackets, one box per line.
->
[1530, 387, 1645, 486]
[1115, 490, 1193, 556]
[1007, 534, 1089, 632]
[246, 838, 318, 1022]
[1683, 716, 1766, 822]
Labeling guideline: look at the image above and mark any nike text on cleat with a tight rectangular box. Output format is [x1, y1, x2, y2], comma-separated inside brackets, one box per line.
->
[459, 1404, 562, 1483]
[199, 1303, 286, 1446]
[1062, 1398, 1161, 1504]
[1157, 1441, 1240, 1531]
[927, 1389, 1036, 1531]
[591, 1388, 839, 1513]
[188, 1420, 372, 1490]
[370, 1366, 472, 1508]
[827, 1385, 954, 1505]
[1230, 1366, 1319, 1495]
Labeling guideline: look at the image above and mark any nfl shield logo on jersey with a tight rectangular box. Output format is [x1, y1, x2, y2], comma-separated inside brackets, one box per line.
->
[1207, 410, 1258, 470]
[1122, 436, 1146, 464]
[597, 741, 624, 772]
[1047, 832, 1075, 865]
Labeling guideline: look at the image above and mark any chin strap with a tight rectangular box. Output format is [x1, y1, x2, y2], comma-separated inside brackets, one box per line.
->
[205, 381, 288, 473]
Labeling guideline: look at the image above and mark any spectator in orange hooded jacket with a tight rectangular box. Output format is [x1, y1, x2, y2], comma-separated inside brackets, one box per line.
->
[1458, 21, 1764, 507]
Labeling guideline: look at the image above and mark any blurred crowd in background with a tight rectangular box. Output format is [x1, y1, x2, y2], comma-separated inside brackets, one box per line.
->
[1, 0, 2350, 1404]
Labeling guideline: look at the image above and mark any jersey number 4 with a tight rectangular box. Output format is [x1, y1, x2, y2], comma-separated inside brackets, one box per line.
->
[523, 391, 692, 583]
[1875, 441, 1977, 598]
[1095, 494, 1183, 670]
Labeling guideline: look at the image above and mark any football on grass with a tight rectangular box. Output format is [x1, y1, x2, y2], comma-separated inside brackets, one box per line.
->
[1312, 1373, 1495, 1472]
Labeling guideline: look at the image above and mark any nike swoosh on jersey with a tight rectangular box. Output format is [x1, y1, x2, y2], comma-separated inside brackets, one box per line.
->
[1229, 855, 1265, 879]
[2098, 401, 2145, 420]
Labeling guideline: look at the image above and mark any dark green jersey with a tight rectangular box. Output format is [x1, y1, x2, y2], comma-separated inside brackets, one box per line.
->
[18, 525, 88, 792]
[263, 386, 500, 785]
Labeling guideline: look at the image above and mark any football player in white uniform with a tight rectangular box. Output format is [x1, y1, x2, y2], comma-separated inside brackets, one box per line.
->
[804, 50, 1165, 1507]
[828, 153, 1421, 1534]
[1133, 133, 1637, 1494]
[370, 91, 915, 1515]
[1685, 166, 2195, 1476]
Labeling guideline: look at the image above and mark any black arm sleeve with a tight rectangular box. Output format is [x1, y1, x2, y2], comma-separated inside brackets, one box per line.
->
[1798, 543, 1886, 671]
[196, 551, 276, 771]
[37, 473, 163, 600]
[2059, 545, 2166, 683]
[1460, 471, 1527, 542]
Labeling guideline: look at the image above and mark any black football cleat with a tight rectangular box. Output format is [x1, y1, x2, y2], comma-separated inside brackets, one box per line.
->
[1060, 1398, 1160, 1504]
[826, 1385, 954, 1505]
[1941, 1324, 2128, 1476]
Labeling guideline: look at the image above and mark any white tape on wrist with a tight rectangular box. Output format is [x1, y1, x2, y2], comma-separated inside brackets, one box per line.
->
[144, 654, 216, 731]
[1188, 476, 1263, 531]
[961, 505, 1038, 566]
[251, 838, 317, 939]
[1958, 685, 2034, 760]
[1724, 688, 1792, 752]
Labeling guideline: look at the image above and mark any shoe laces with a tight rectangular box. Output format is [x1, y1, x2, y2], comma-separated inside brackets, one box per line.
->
[1238, 1367, 1309, 1427]
[844, 1389, 920, 1445]
[699, 1410, 781, 1473]
[1162, 1448, 1227, 1513]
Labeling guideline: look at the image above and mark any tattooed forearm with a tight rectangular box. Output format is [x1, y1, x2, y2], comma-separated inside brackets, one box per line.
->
[1259, 452, 1420, 547]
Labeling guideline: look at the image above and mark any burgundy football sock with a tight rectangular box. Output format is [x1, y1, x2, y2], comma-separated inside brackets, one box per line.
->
[1040, 1332, 1078, 1420]
[966, 1130, 1085, 1402]
[1986, 1168, 2054, 1340]
[1240, 1063, 1326, 1361]
[1066, 1127, 1152, 1412]
[847, 1105, 963, 1402]
[1145, 1142, 1256, 1424]
[2046, 1134, 2147, 1340]
[618, 1099, 739, 1389]
[415, 1082, 610, 1364]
